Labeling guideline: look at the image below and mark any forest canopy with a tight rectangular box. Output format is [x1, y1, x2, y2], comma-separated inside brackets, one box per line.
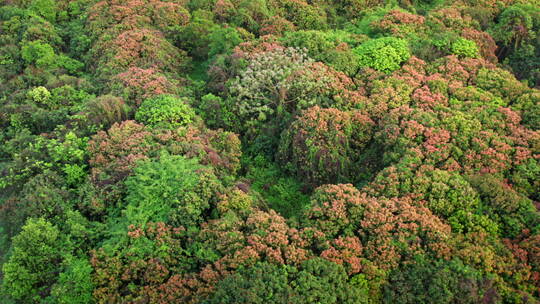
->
[0, 0, 539, 303]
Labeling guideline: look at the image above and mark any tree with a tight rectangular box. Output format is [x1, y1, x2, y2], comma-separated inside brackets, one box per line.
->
[0, 170, 70, 237]
[205, 261, 292, 304]
[451, 38, 479, 58]
[229, 47, 314, 127]
[229, 47, 354, 140]
[467, 174, 540, 238]
[88, 120, 156, 196]
[124, 152, 222, 227]
[2, 218, 65, 303]
[354, 37, 410, 73]
[291, 258, 368, 304]
[279, 106, 374, 187]
[87, 120, 241, 207]
[307, 184, 452, 269]
[383, 256, 499, 304]
[489, 4, 540, 85]
[82, 95, 131, 130]
[86, 0, 190, 39]
[28, 0, 58, 23]
[490, 4, 537, 54]
[90, 222, 190, 303]
[505, 230, 540, 296]
[281, 30, 361, 76]
[111, 67, 177, 106]
[51, 257, 94, 304]
[21, 40, 56, 68]
[208, 26, 244, 59]
[278, 0, 328, 30]
[92, 28, 189, 77]
[135, 95, 197, 129]
[176, 10, 216, 60]
[206, 258, 367, 304]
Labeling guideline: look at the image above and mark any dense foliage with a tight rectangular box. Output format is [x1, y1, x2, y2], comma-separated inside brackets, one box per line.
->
[0, 0, 539, 303]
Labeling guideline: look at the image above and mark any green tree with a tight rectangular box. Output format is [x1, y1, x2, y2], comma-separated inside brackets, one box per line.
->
[135, 95, 197, 129]
[489, 4, 540, 84]
[490, 5, 537, 52]
[290, 258, 368, 304]
[28, 0, 57, 23]
[281, 30, 361, 75]
[2, 218, 65, 303]
[21, 40, 56, 68]
[451, 38, 479, 58]
[383, 256, 498, 304]
[175, 10, 216, 60]
[354, 37, 410, 73]
[51, 257, 94, 304]
[205, 262, 292, 304]
[208, 26, 243, 59]
[206, 258, 367, 304]
[197, 93, 236, 129]
[124, 152, 222, 227]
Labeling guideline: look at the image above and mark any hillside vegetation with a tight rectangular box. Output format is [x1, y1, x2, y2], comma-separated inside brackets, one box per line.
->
[0, 0, 539, 303]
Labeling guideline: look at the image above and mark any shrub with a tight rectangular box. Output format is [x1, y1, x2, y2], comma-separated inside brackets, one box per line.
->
[354, 37, 410, 73]
[135, 95, 197, 129]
